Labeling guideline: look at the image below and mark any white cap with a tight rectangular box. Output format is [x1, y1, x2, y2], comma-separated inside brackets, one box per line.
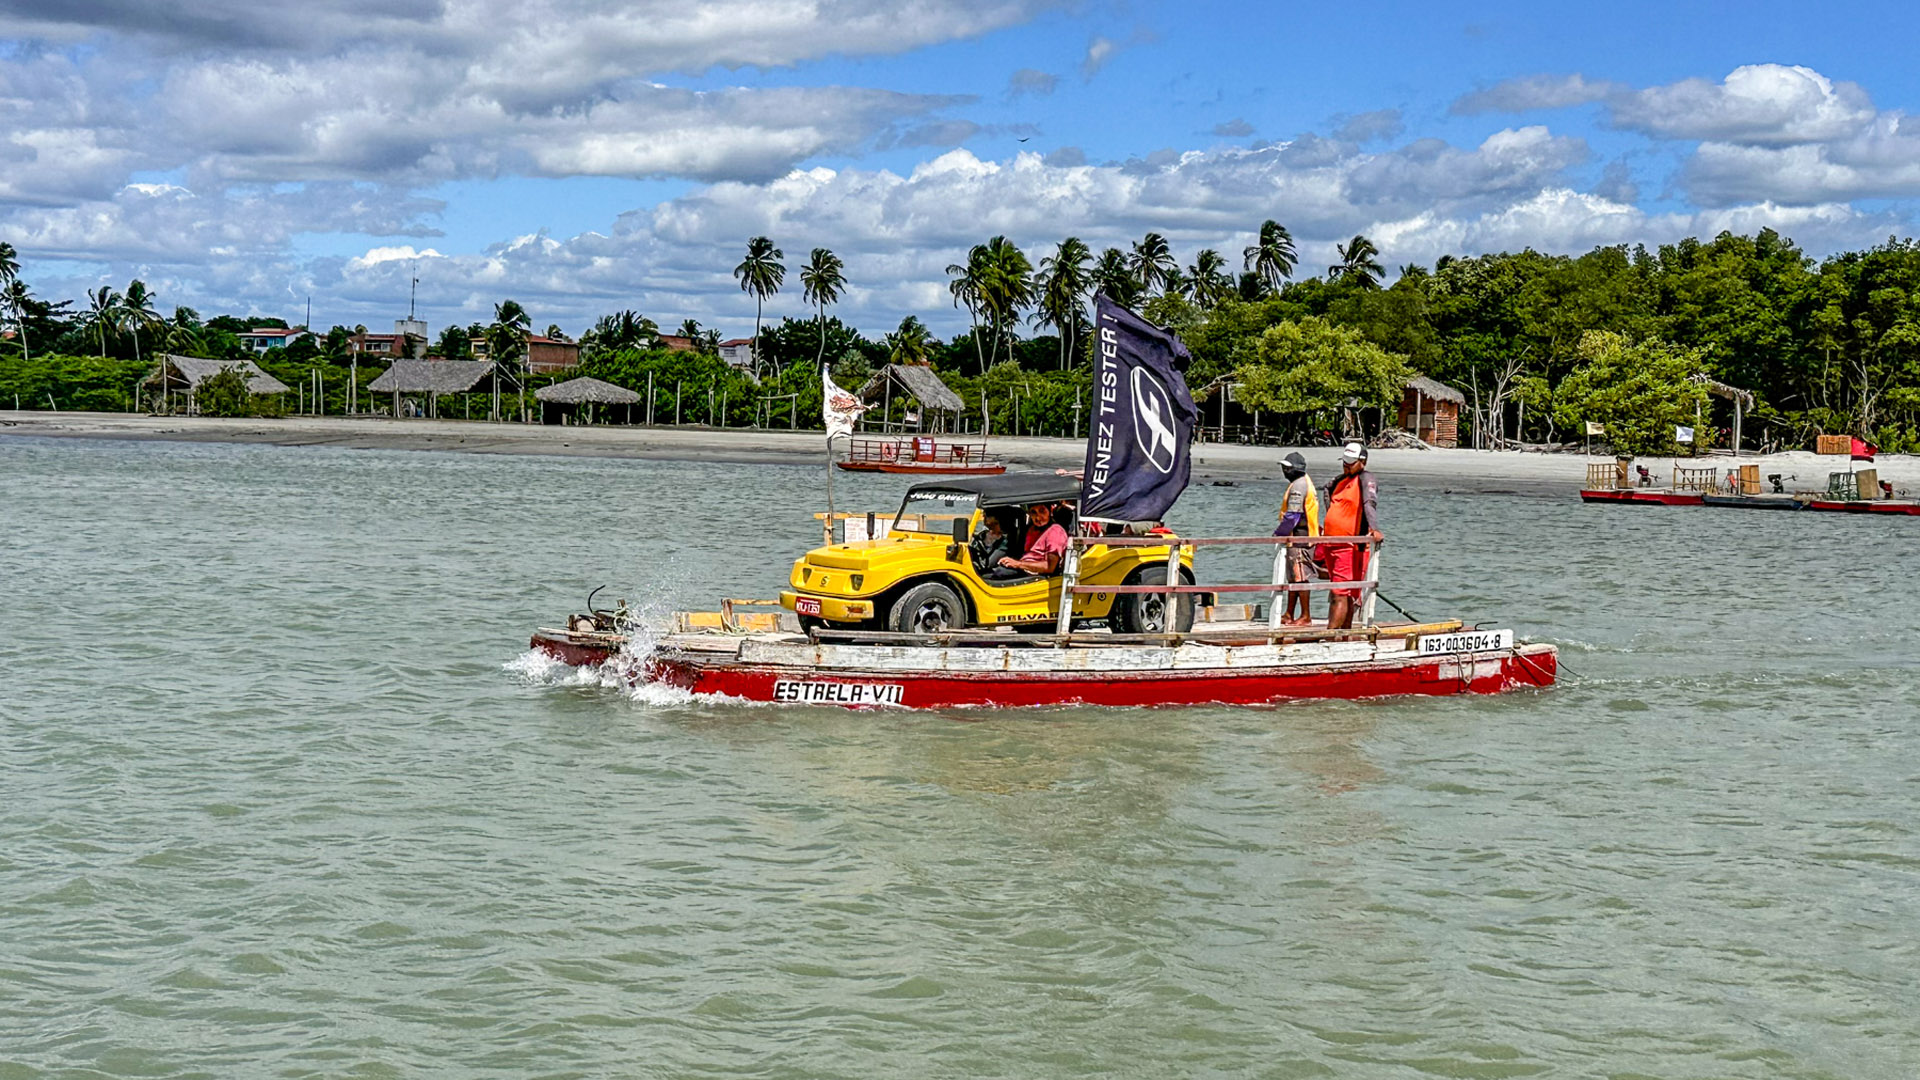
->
[1341, 441, 1367, 463]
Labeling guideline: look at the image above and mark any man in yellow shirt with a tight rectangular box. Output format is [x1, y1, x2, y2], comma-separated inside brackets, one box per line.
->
[1275, 452, 1321, 626]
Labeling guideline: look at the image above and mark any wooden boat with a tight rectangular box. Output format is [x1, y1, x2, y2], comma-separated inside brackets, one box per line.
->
[1806, 498, 1920, 515]
[1580, 488, 1705, 506]
[1701, 493, 1807, 511]
[837, 436, 1004, 475]
[530, 529, 1556, 710]
[530, 619, 1557, 709]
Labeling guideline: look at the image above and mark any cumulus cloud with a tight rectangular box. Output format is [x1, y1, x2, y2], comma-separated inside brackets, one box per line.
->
[1610, 65, 1875, 146]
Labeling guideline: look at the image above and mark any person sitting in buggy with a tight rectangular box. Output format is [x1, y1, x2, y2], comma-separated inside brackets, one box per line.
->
[996, 501, 1071, 577]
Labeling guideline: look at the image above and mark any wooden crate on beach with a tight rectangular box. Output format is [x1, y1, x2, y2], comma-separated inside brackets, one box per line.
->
[1739, 463, 1761, 495]
[1817, 434, 1851, 455]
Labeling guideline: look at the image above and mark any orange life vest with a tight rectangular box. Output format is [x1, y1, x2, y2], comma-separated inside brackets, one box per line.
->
[1325, 474, 1363, 537]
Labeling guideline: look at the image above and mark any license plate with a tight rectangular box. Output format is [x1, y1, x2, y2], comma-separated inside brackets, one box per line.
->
[795, 597, 822, 616]
[1417, 629, 1513, 654]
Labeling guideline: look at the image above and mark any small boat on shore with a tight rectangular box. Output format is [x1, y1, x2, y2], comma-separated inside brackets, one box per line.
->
[1807, 498, 1920, 515]
[836, 435, 1005, 475]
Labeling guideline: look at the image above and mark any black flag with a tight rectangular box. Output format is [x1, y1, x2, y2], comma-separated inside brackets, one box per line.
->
[1079, 294, 1199, 522]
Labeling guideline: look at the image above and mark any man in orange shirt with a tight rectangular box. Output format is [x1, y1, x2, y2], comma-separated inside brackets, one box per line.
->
[1321, 442, 1383, 630]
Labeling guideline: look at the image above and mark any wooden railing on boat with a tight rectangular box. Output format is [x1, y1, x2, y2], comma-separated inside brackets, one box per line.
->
[841, 436, 997, 468]
[1056, 533, 1384, 641]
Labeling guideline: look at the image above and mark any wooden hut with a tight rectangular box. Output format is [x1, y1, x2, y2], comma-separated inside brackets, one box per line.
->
[856, 362, 967, 433]
[367, 359, 494, 418]
[1400, 376, 1464, 448]
[535, 376, 640, 424]
[145, 355, 290, 414]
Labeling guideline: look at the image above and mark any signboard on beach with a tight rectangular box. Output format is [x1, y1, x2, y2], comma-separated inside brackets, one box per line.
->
[1079, 294, 1199, 522]
[1585, 421, 1605, 436]
[1675, 425, 1695, 444]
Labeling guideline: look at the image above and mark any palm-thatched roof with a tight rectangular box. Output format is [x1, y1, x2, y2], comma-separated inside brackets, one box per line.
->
[147, 355, 290, 395]
[535, 376, 640, 405]
[1405, 375, 1465, 405]
[856, 363, 966, 413]
[1689, 374, 1754, 409]
[367, 359, 494, 394]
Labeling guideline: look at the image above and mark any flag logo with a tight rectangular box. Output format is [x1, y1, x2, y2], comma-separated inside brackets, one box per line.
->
[1131, 367, 1179, 474]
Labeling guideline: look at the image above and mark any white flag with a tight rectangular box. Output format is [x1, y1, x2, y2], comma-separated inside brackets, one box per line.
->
[1675, 425, 1695, 444]
[822, 368, 869, 439]
[1585, 421, 1605, 436]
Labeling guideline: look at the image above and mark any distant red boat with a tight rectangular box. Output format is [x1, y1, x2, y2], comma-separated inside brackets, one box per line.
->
[837, 436, 1005, 475]
[1579, 489, 1705, 506]
[1807, 499, 1920, 515]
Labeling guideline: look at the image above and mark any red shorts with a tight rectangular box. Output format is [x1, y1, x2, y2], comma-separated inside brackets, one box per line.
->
[1323, 544, 1369, 600]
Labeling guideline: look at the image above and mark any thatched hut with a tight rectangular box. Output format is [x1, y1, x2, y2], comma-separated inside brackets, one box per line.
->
[535, 376, 641, 424]
[856, 362, 966, 433]
[367, 359, 494, 418]
[1400, 375, 1465, 447]
[145, 355, 290, 414]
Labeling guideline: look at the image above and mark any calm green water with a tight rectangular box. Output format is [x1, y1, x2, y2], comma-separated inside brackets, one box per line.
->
[3, 435, 1917, 1079]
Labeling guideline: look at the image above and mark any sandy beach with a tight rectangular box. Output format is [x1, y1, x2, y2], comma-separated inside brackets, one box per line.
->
[3, 409, 1910, 494]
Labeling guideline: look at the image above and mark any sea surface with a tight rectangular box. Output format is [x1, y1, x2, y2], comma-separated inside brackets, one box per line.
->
[2, 434, 1917, 1079]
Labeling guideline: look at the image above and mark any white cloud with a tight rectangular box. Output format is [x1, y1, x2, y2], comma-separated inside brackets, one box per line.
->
[1452, 74, 1622, 115]
[1611, 65, 1876, 146]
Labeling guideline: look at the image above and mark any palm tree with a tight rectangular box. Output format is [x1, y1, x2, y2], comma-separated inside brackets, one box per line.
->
[1242, 219, 1297, 295]
[1185, 248, 1233, 309]
[121, 279, 160, 365]
[164, 306, 203, 357]
[1330, 234, 1384, 289]
[1128, 232, 1177, 296]
[0, 242, 18, 355]
[886, 315, 933, 365]
[677, 318, 703, 342]
[5, 279, 31, 361]
[0, 241, 17, 291]
[1092, 247, 1139, 309]
[975, 236, 1034, 370]
[946, 250, 986, 373]
[733, 236, 785, 378]
[86, 287, 120, 358]
[799, 247, 847, 370]
[1035, 236, 1092, 370]
[488, 298, 532, 372]
[544, 324, 569, 341]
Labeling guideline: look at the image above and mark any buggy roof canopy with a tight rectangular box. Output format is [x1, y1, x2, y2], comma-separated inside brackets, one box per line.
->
[905, 472, 1082, 508]
[147, 355, 290, 395]
[367, 359, 493, 394]
[857, 363, 966, 413]
[534, 376, 640, 405]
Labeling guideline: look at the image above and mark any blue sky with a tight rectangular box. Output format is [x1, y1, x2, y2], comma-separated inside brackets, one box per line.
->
[3, 0, 1918, 337]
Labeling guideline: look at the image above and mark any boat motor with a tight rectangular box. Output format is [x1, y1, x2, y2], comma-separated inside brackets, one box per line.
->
[1768, 473, 1785, 494]
[570, 585, 622, 633]
[1881, 480, 1895, 499]
[1636, 465, 1654, 487]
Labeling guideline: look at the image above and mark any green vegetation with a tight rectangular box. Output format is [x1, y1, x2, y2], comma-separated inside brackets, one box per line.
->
[10, 225, 1920, 450]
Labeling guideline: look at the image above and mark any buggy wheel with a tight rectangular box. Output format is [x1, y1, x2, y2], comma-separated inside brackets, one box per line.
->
[888, 581, 966, 635]
[1111, 565, 1196, 635]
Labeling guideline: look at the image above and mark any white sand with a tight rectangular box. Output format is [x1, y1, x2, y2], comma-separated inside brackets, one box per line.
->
[3, 410, 1910, 494]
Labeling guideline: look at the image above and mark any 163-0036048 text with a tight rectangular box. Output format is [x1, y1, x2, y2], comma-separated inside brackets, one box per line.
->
[771, 680, 905, 706]
[1416, 630, 1514, 655]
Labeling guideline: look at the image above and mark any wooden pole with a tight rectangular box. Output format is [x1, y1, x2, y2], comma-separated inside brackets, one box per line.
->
[647, 372, 654, 425]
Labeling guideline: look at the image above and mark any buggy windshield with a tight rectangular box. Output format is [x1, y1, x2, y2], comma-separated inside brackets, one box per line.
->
[894, 490, 978, 534]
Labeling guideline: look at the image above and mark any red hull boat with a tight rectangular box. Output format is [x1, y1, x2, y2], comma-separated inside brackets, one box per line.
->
[836, 436, 1005, 476]
[529, 626, 1557, 710]
[1580, 488, 1706, 506]
[1806, 499, 1920, 515]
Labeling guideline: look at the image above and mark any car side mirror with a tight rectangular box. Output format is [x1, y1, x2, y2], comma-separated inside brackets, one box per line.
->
[952, 516, 970, 544]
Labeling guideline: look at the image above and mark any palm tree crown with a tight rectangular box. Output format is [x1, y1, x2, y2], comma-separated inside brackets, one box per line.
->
[1243, 219, 1297, 296]
[886, 315, 933, 366]
[1330, 234, 1384, 290]
[1185, 249, 1233, 309]
[1128, 232, 1178, 295]
[1091, 247, 1139, 309]
[1036, 236, 1092, 369]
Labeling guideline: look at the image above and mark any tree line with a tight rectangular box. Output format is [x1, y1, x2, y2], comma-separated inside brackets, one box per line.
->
[7, 225, 1920, 453]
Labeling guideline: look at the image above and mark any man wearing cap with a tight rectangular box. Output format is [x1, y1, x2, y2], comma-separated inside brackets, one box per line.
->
[1275, 452, 1321, 626]
[1322, 442, 1383, 630]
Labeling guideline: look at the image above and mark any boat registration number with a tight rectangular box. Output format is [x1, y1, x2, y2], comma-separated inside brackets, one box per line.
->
[1417, 629, 1513, 655]
[773, 680, 905, 706]
[794, 597, 822, 616]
